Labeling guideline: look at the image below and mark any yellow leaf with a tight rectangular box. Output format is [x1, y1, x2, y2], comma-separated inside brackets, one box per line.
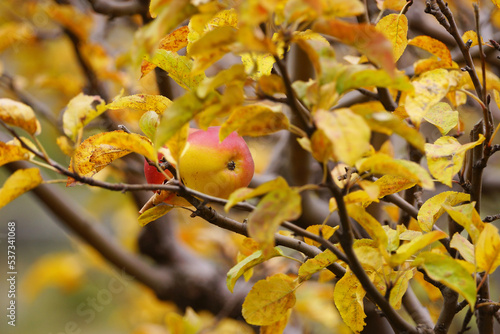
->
[227, 248, 284, 292]
[389, 230, 447, 266]
[241, 52, 276, 80]
[259, 310, 290, 334]
[462, 30, 484, 48]
[414, 252, 476, 308]
[350, 102, 424, 152]
[67, 131, 156, 186]
[197, 64, 247, 99]
[0, 22, 36, 53]
[314, 109, 371, 166]
[354, 244, 383, 271]
[0, 98, 40, 135]
[425, 135, 485, 187]
[62, 93, 105, 141]
[248, 188, 302, 255]
[314, 19, 395, 76]
[442, 203, 484, 244]
[292, 30, 331, 75]
[329, 190, 378, 212]
[166, 123, 190, 165]
[106, 94, 172, 115]
[220, 105, 290, 140]
[56, 136, 75, 156]
[138, 205, 173, 227]
[225, 177, 289, 211]
[347, 204, 389, 255]
[0, 142, 31, 166]
[475, 224, 500, 274]
[374, 175, 417, 198]
[310, 129, 334, 163]
[304, 225, 339, 247]
[146, 49, 206, 90]
[357, 153, 434, 190]
[141, 25, 189, 78]
[46, 3, 92, 41]
[298, 249, 338, 281]
[376, 14, 408, 62]
[22, 252, 85, 301]
[189, 26, 238, 73]
[334, 270, 366, 333]
[0, 168, 42, 209]
[414, 58, 454, 76]
[257, 74, 286, 96]
[405, 69, 459, 126]
[389, 270, 413, 310]
[242, 274, 297, 326]
[423, 102, 459, 135]
[450, 232, 475, 264]
[417, 191, 470, 232]
[494, 0, 500, 9]
[409, 36, 452, 67]
[376, 0, 407, 11]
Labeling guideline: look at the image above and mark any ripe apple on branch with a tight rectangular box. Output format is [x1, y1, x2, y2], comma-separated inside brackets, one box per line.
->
[142, 126, 255, 211]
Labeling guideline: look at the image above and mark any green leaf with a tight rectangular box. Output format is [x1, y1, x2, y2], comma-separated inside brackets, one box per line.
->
[242, 274, 297, 326]
[146, 49, 206, 90]
[155, 91, 218, 149]
[139, 110, 159, 141]
[227, 248, 284, 292]
[415, 252, 476, 308]
[335, 67, 412, 94]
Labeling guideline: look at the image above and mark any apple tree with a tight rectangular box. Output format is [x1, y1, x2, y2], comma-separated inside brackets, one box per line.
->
[2, 0, 500, 333]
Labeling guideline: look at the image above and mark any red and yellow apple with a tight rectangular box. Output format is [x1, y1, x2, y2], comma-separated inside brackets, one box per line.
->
[144, 126, 254, 201]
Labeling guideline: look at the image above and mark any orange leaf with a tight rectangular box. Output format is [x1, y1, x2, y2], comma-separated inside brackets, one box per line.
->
[313, 19, 395, 76]
[409, 36, 452, 67]
[141, 26, 189, 78]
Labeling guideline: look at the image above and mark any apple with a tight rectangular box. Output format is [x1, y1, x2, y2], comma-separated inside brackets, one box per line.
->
[144, 126, 254, 200]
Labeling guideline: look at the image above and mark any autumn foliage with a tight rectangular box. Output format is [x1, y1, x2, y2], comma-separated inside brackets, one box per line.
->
[3, 0, 500, 333]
